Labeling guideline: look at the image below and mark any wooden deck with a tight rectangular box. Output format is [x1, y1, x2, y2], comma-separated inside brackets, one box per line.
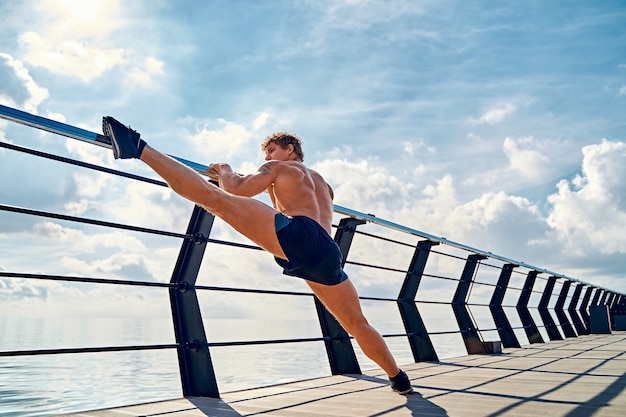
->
[59, 332, 626, 416]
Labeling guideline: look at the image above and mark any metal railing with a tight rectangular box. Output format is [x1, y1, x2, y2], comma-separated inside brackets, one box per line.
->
[1, 104, 624, 403]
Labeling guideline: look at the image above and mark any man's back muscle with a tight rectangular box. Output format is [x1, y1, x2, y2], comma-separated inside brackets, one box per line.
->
[269, 161, 334, 234]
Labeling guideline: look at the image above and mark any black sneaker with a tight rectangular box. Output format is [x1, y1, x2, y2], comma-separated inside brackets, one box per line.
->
[102, 116, 146, 159]
[390, 370, 413, 394]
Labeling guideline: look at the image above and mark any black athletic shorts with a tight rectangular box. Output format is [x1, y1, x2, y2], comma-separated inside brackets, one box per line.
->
[273, 213, 349, 286]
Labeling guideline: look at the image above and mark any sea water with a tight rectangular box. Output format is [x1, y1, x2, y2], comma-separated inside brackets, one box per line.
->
[0, 316, 464, 416]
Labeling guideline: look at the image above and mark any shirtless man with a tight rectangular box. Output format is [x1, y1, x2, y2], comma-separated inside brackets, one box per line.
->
[102, 116, 413, 394]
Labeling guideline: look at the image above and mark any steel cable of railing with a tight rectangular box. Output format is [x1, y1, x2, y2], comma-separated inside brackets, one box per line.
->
[0, 271, 175, 288]
[0, 141, 167, 187]
[0, 203, 266, 253]
[0, 344, 183, 357]
[0, 203, 190, 240]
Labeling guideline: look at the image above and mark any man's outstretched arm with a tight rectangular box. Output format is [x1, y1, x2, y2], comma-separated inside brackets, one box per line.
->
[208, 161, 277, 197]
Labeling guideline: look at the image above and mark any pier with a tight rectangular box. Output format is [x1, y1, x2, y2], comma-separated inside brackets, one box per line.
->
[60, 332, 626, 416]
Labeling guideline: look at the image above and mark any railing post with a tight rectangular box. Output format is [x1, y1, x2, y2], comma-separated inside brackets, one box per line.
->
[607, 293, 617, 309]
[516, 271, 544, 344]
[397, 240, 439, 362]
[312, 217, 365, 375]
[607, 293, 618, 329]
[489, 263, 521, 348]
[538, 276, 563, 341]
[599, 290, 609, 305]
[452, 254, 489, 354]
[611, 295, 626, 324]
[554, 280, 577, 337]
[169, 205, 219, 398]
[591, 288, 603, 307]
[579, 286, 594, 332]
[568, 283, 588, 335]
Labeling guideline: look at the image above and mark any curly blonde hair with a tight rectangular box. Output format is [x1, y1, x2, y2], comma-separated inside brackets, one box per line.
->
[261, 132, 304, 161]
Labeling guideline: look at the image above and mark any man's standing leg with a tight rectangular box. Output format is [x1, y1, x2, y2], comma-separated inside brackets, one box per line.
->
[308, 279, 413, 393]
[307, 280, 398, 374]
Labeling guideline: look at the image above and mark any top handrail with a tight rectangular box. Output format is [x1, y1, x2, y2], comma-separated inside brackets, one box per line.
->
[333, 205, 601, 290]
[0, 103, 613, 294]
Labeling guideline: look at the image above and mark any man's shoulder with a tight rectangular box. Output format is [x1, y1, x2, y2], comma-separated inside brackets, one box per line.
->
[266, 161, 324, 184]
[263, 160, 307, 171]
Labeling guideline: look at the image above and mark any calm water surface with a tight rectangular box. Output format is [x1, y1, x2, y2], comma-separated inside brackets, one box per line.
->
[0, 317, 462, 416]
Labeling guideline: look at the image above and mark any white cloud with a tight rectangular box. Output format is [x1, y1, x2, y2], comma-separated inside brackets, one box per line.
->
[70, 172, 110, 200]
[418, 174, 459, 221]
[253, 112, 270, 130]
[315, 157, 413, 218]
[503, 136, 550, 181]
[402, 138, 436, 157]
[19, 31, 125, 82]
[391, 174, 550, 258]
[32, 222, 148, 254]
[126, 56, 164, 88]
[0, 276, 54, 300]
[17, 221, 177, 284]
[99, 180, 192, 232]
[468, 103, 516, 126]
[14, 0, 162, 85]
[316, 156, 545, 254]
[0, 276, 170, 319]
[33, 221, 85, 243]
[446, 192, 544, 245]
[188, 120, 253, 158]
[547, 139, 626, 255]
[40, 0, 123, 37]
[60, 252, 148, 278]
[0, 53, 49, 112]
[182, 113, 281, 162]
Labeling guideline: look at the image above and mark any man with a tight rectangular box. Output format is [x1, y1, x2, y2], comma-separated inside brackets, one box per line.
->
[102, 116, 413, 394]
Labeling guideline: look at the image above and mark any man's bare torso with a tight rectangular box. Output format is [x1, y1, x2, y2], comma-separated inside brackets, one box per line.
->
[266, 161, 334, 235]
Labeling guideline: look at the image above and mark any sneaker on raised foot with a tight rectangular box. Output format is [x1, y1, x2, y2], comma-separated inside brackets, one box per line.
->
[390, 370, 413, 394]
[102, 116, 146, 159]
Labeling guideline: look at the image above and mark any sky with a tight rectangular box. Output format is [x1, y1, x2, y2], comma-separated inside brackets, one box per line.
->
[1, 0, 625, 326]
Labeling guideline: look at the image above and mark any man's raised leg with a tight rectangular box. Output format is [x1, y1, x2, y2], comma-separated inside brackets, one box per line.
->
[138, 144, 288, 260]
[102, 116, 285, 257]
